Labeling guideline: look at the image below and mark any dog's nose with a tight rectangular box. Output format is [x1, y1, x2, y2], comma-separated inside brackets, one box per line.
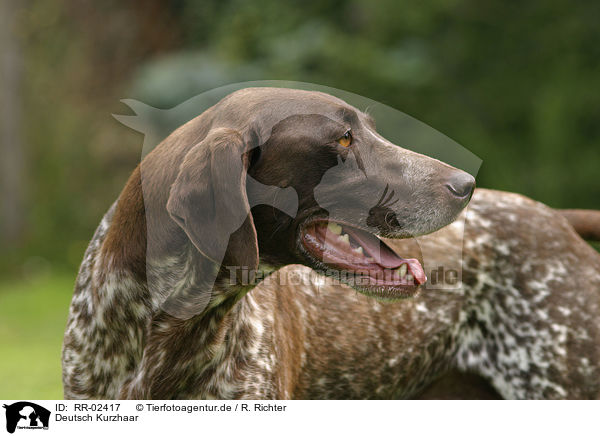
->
[446, 172, 475, 199]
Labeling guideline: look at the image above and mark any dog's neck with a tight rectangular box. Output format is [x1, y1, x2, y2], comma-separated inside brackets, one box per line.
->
[119, 263, 278, 399]
[97, 171, 275, 399]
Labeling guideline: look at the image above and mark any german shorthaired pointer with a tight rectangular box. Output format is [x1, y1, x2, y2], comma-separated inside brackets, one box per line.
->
[62, 88, 600, 399]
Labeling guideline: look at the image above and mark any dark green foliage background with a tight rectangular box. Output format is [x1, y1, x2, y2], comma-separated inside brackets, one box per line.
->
[7, 0, 598, 277]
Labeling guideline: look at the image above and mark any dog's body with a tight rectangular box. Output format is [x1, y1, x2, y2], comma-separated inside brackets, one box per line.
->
[62, 88, 600, 399]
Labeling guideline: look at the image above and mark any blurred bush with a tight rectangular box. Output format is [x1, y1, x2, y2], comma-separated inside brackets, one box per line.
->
[2, 0, 599, 277]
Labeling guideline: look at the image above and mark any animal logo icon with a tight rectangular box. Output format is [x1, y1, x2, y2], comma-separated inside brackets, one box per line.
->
[3, 402, 50, 434]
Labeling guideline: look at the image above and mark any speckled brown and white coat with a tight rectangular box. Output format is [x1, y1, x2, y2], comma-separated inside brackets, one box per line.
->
[62, 89, 600, 400]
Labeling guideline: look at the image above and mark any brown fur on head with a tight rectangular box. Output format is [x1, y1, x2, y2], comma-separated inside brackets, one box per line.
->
[102, 87, 474, 311]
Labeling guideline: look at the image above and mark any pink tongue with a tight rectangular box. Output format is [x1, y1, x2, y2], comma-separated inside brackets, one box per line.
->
[405, 258, 427, 285]
[344, 227, 405, 268]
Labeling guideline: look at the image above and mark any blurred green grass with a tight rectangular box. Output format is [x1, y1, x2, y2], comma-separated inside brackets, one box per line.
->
[0, 273, 74, 399]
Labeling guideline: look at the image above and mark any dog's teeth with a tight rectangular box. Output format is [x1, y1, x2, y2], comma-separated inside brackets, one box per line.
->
[396, 264, 407, 277]
[353, 246, 364, 256]
[327, 222, 342, 235]
[339, 233, 350, 245]
[406, 274, 414, 283]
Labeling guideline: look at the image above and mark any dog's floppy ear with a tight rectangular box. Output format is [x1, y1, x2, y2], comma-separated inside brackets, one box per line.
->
[166, 128, 258, 272]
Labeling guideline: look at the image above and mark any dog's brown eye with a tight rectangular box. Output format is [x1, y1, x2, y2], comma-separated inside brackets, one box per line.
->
[337, 130, 352, 147]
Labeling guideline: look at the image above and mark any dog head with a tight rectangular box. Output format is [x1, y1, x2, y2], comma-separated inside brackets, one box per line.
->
[159, 87, 474, 302]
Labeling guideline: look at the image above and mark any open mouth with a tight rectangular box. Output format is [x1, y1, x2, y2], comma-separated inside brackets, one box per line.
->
[300, 219, 426, 299]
